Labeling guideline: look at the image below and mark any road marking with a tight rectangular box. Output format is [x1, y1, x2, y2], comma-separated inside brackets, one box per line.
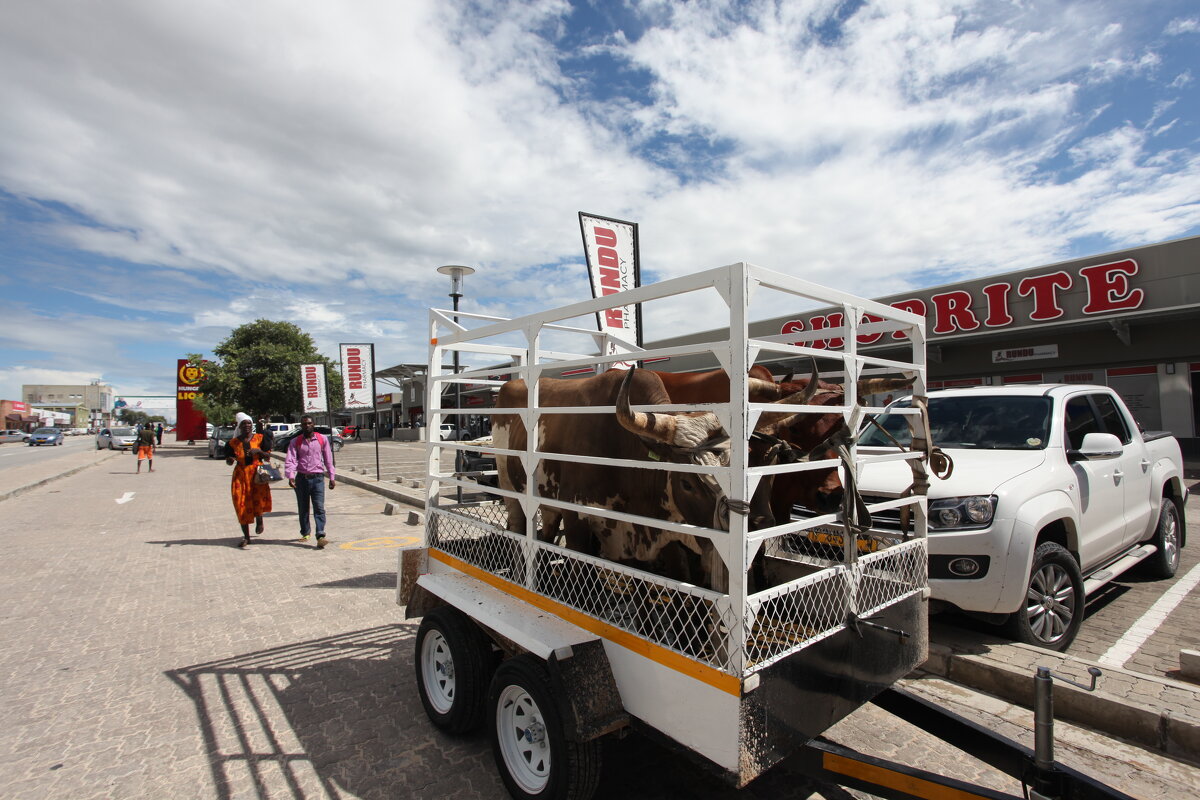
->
[339, 535, 420, 550]
[116, 492, 136, 504]
[1098, 561, 1200, 668]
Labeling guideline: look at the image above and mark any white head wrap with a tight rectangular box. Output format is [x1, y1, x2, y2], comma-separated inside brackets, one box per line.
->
[235, 412, 253, 429]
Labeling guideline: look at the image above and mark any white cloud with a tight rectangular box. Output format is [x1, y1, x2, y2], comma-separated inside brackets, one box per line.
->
[0, 0, 1196, 392]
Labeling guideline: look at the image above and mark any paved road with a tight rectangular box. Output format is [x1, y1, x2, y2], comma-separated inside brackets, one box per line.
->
[0, 434, 94, 472]
[2, 444, 1197, 799]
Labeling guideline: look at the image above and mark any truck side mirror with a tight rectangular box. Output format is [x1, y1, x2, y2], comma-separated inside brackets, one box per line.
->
[1067, 432, 1123, 462]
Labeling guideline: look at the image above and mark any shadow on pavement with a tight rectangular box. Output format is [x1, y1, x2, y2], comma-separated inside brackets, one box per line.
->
[165, 626, 848, 800]
[145, 537, 312, 549]
[303, 572, 397, 589]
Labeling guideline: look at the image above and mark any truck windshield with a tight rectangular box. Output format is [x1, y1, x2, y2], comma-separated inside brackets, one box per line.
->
[860, 395, 1053, 450]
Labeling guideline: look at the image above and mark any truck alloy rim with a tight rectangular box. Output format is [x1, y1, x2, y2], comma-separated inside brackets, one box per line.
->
[496, 684, 550, 792]
[1025, 563, 1076, 644]
[420, 630, 455, 714]
[1162, 508, 1180, 568]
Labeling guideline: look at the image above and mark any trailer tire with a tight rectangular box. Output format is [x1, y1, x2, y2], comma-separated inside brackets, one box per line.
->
[1141, 498, 1182, 580]
[1006, 542, 1083, 651]
[488, 654, 601, 800]
[415, 605, 492, 734]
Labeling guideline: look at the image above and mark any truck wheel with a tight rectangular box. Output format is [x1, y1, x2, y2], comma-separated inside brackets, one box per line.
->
[488, 655, 601, 800]
[1141, 499, 1182, 580]
[415, 606, 492, 734]
[1008, 542, 1083, 651]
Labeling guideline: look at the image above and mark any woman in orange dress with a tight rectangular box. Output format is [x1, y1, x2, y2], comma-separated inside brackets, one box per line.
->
[224, 413, 272, 548]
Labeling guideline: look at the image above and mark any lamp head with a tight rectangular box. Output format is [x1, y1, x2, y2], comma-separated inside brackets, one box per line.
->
[437, 264, 475, 297]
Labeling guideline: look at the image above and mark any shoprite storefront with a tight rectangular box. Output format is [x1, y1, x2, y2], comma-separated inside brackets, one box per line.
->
[645, 235, 1200, 451]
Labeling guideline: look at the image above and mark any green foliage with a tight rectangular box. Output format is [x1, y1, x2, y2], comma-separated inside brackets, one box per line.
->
[116, 409, 167, 426]
[187, 320, 344, 420]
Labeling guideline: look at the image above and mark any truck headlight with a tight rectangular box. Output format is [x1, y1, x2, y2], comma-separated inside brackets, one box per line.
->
[928, 496, 997, 530]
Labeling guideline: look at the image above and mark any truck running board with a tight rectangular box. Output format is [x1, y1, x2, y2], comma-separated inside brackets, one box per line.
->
[1082, 545, 1156, 595]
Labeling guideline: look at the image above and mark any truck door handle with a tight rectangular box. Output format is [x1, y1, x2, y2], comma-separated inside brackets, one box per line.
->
[1112, 468, 1124, 483]
[1140, 459, 1151, 470]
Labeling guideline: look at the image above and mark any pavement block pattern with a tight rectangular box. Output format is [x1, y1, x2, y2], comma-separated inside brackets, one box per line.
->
[3, 442, 1199, 799]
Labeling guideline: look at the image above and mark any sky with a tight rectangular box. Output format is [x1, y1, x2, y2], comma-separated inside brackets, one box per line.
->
[1, 0, 1198, 402]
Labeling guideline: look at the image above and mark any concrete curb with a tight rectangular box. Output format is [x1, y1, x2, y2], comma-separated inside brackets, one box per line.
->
[0, 450, 123, 503]
[923, 624, 1200, 764]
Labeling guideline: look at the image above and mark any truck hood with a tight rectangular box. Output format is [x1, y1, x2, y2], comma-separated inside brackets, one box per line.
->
[858, 448, 1047, 498]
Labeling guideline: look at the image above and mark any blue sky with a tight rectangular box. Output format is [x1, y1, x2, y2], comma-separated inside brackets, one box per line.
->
[1, 0, 1197, 401]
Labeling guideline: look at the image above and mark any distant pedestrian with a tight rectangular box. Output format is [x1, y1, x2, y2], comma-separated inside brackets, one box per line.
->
[135, 424, 155, 473]
[155, 422, 163, 445]
[225, 412, 272, 548]
[256, 418, 275, 453]
[283, 414, 336, 549]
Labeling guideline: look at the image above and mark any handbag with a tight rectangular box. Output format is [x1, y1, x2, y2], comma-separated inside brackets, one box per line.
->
[254, 463, 283, 484]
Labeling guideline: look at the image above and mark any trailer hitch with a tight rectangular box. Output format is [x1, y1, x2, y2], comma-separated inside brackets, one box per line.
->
[1029, 665, 1102, 800]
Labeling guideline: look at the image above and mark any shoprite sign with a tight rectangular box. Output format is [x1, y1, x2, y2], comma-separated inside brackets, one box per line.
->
[779, 258, 1145, 348]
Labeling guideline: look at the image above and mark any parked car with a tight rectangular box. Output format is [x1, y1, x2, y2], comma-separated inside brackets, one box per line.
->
[266, 422, 298, 436]
[1, 429, 31, 443]
[459, 436, 497, 488]
[272, 426, 343, 454]
[341, 425, 358, 439]
[207, 426, 237, 459]
[855, 384, 1186, 651]
[28, 427, 65, 446]
[95, 427, 138, 450]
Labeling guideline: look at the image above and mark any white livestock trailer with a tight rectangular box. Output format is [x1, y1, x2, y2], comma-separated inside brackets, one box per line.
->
[400, 261, 937, 799]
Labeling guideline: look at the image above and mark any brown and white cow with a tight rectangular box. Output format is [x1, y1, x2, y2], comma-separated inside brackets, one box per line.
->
[493, 368, 743, 590]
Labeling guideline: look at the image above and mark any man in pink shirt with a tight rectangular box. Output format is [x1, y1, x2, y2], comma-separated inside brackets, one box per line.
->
[284, 415, 337, 549]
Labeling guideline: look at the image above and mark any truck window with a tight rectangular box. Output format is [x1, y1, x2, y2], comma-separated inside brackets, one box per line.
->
[1093, 394, 1132, 444]
[1064, 396, 1101, 450]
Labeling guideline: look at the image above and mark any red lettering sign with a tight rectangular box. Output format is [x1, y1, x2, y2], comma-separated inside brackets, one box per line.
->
[1017, 271, 1072, 320]
[1081, 259, 1143, 314]
[981, 283, 1014, 327]
[890, 299, 926, 340]
[930, 291, 980, 334]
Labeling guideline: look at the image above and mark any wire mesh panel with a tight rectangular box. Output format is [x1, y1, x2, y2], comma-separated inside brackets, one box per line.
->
[853, 538, 927, 619]
[744, 567, 850, 671]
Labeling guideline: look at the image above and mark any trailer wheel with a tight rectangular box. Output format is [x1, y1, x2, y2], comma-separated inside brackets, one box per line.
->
[1007, 542, 1083, 651]
[415, 605, 492, 734]
[488, 655, 601, 800]
[1141, 498, 1181, 580]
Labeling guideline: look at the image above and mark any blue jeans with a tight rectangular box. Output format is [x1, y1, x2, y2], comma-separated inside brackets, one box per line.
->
[294, 474, 327, 537]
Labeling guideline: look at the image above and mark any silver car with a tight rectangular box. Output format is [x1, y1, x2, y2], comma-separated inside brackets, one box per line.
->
[95, 427, 138, 450]
[208, 426, 237, 458]
[1, 429, 30, 443]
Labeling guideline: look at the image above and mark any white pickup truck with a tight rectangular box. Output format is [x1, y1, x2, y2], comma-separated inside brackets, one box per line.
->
[856, 384, 1187, 651]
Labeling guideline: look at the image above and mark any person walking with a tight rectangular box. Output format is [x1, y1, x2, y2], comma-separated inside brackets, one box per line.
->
[155, 422, 164, 445]
[224, 412, 272, 548]
[256, 418, 275, 453]
[283, 414, 336, 549]
[135, 423, 155, 473]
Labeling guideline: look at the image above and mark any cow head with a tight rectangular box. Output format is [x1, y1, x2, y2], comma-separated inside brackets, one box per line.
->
[615, 369, 740, 531]
[759, 364, 916, 521]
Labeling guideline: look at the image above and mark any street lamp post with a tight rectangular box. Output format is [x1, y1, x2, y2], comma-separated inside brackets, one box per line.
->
[437, 265, 475, 504]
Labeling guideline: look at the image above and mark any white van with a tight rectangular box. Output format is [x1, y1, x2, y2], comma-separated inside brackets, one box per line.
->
[267, 423, 299, 435]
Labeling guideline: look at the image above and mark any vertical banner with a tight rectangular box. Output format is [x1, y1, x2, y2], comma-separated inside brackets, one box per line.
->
[579, 212, 642, 370]
[339, 343, 375, 409]
[175, 359, 207, 441]
[300, 363, 329, 414]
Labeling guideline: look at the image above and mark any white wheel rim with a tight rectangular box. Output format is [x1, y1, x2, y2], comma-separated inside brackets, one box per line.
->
[420, 630, 455, 714]
[497, 683, 550, 793]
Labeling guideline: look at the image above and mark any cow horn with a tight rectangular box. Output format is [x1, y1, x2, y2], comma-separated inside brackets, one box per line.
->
[857, 375, 917, 397]
[753, 358, 824, 433]
[748, 377, 781, 400]
[615, 368, 677, 443]
[781, 371, 794, 384]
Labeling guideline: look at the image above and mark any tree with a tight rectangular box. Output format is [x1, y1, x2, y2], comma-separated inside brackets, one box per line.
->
[117, 409, 167, 427]
[188, 320, 343, 422]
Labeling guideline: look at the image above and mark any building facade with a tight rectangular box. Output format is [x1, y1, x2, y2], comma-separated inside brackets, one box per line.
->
[22, 382, 114, 429]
